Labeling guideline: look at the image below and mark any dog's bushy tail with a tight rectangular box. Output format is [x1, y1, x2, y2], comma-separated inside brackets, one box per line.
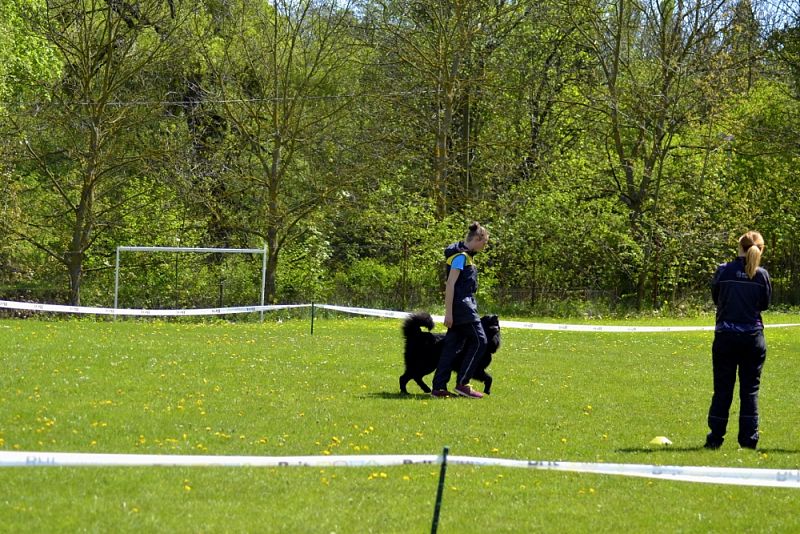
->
[403, 311, 435, 338]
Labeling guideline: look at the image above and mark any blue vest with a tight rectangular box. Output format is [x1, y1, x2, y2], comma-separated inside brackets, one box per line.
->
[444, 241, 480, 325]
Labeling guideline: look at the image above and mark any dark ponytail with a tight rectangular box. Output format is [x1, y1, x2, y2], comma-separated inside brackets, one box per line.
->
[465, 222, 488, 243]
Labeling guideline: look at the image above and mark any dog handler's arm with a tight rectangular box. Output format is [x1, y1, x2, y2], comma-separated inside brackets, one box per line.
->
[444, 267, 460, 328]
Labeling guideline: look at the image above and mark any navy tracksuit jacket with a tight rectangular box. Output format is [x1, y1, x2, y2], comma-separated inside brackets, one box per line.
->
[431, 241, 487, 390]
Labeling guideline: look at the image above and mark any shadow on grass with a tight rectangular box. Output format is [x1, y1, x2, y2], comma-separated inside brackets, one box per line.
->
[362, 391, 430, 400]
[616, 446, 706, 454]
[618, 446, 800, 454]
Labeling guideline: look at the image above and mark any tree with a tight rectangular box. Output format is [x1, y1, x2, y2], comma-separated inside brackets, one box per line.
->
[722, 0, 762, 91]
[565, 0, 738, 306]
[0, 1, 62, 292]
[6, 0, 185, 304]
[0, 0, 61, 109]
[193, 0, 365, 302]
[368, 0, 526, 217]
[764, 0, 800, 94]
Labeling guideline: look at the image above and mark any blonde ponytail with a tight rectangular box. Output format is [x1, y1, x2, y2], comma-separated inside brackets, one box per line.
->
[739, 231, 765, 279]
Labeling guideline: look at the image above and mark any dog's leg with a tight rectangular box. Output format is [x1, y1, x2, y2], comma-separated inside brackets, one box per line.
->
[473, 370, 492, 394]
[414, 377, 432, 393]
[399, 374, 411, 394]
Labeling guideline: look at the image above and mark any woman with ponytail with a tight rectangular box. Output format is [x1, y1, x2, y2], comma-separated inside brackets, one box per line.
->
[706, 231, 772, 449]
[431, 222, 490, 399]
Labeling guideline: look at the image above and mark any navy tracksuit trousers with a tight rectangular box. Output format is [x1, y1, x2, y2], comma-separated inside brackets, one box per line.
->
[707, 330, 766, 448]
[432, 321, 487, 390]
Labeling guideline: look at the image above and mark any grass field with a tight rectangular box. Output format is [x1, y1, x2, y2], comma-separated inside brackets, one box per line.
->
[2, 312, 800, 533]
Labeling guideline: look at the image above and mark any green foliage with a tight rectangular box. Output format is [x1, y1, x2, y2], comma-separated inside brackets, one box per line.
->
[719, 80, 800, 304]
[486, 183, 636, 309]
[332, 258, 398, 305]
[0, 0, 60, 107]
[275, 224, 332, 303]
[326, 185, 460, 309]
[110, 250, 266, 310]
[1, 0, 800, 313]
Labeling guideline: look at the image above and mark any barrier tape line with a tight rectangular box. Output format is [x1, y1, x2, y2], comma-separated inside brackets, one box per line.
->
[3, 300, 800, 332]
[447, 456, 800, 488]
[1, 451, 799, 488]
[315, 304, 800, 333]
[316, 304, 414, 320]
[0, 300, 309, 317]
[0, 451, 438, 468]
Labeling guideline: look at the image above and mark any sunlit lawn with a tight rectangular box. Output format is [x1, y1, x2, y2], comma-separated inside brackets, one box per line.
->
[1, 312, 800, 532]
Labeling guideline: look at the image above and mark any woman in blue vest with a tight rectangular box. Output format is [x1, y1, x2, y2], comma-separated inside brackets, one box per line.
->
[706, 231, 772, 449]
[431, 222, 489, 398]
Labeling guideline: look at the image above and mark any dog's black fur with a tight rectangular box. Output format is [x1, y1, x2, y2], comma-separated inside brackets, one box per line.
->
[399, 311, 501, 394]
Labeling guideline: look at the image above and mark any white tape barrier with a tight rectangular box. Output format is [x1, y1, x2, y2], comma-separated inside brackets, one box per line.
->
[501, 319, 716, 332]
[316, 304, 423, 321]
[0, 450, 438, 468]
[315, 304, 800, 333]
[0, 300, 309, 317]
[3, 300, 800, 332]
[448, 456, 800, 488]
[1, 451, 799, 489]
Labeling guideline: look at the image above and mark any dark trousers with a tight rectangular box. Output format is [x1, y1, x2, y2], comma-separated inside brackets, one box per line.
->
[707, 330, 766, 448]
[432, 321, 487, 390]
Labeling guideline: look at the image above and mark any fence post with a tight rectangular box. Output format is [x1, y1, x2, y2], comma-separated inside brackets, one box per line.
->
[431, 446, 449, 534]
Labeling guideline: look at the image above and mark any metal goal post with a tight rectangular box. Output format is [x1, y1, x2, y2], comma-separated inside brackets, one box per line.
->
[114, 245, 268, 319]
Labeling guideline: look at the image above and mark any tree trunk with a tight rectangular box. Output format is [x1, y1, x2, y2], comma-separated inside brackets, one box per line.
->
[265, 226, 279, 303]
[67, 252, 83, 306]
[67, 174, 96, 306]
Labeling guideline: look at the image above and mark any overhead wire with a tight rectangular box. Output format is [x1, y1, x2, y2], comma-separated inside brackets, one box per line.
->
[0, 88, 437, 109]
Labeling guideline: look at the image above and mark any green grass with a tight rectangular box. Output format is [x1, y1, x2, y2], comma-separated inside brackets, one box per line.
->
[2, 313, 800, 532]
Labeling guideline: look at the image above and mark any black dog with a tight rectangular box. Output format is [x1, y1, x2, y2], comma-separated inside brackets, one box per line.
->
[399, 311, 500, 395]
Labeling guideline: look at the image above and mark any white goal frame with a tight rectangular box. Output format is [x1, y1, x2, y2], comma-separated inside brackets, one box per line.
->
[114, 245, 268, 318]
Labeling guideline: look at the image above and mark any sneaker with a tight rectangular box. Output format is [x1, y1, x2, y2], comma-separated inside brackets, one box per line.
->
[430, 389, 452, 398]
[454, 384, 484, 399]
